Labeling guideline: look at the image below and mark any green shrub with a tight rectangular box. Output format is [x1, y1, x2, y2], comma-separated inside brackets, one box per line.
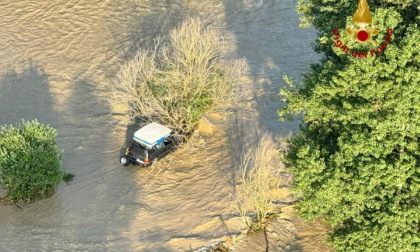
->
[109, 17, 247, 140]
[0, 120, 63, 203]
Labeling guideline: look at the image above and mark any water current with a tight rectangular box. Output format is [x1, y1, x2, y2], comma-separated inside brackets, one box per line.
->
[0, 1, 319, 251]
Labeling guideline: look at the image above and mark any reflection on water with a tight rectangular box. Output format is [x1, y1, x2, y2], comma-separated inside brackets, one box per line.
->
[0, 0, 318, 251]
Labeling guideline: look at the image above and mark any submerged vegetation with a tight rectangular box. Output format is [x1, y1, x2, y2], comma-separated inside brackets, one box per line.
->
[109, 17, 247, 141]
[235, 134, 283, 231]
[0, 120, 64, 203]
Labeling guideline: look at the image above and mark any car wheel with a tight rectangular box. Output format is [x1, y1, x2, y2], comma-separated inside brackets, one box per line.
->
[120, 155, 130, 166]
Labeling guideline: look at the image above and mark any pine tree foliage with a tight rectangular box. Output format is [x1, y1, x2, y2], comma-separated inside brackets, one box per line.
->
[280, 0, 419, 251]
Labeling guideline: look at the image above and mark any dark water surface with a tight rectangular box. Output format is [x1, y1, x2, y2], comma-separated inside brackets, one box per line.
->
[0, 1, 318, 251]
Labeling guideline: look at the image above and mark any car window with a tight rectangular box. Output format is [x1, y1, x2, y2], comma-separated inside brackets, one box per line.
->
[130, 143, 148, 159]
[156, 142, 164, 149]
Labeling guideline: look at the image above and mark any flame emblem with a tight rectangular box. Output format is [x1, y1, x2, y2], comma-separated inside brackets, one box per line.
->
[346, 0, 379, 45]
[353, 0, 372, 27]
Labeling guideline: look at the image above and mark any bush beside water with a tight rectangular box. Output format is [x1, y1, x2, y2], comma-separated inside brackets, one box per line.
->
[235, 134, 283, 231]
[0, 120, 63, 203]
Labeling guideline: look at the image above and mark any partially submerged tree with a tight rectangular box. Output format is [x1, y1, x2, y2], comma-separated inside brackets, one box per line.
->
[235, 134, 283, 231]
[109, 17, 247, 140]
[280, 0, 419, 251]
[0, 120, 63, 203]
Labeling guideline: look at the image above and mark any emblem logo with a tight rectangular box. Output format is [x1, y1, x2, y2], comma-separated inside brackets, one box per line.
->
[332, 0, 393, 58]
[346, 0, 379, 46]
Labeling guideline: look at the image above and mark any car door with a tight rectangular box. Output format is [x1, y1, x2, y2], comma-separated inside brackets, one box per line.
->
[159, 140, 173, 158]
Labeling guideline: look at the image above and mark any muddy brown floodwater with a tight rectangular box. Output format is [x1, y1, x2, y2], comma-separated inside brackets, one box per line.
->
[0, 0, 324, 251]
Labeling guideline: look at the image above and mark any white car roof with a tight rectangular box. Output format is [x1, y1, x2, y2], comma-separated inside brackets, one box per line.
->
[133, 122, 172, 148]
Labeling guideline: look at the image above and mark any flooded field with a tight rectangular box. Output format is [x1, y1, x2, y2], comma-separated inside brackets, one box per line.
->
[0, 0, 321, 251]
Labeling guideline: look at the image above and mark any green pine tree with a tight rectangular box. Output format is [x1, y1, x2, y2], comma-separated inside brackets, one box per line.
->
[280, 0, 419, 251]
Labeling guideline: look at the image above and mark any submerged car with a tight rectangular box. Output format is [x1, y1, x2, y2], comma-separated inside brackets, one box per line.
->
[120, 122, 175, 167]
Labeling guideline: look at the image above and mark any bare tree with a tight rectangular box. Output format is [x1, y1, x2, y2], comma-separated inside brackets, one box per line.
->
[109, 17, 247, 141]
[235, 134, 283, 230]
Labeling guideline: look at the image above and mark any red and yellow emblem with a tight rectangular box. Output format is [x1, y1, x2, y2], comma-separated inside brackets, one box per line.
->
[346, 0, 379, 45]
[332, 0, 393, 58]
